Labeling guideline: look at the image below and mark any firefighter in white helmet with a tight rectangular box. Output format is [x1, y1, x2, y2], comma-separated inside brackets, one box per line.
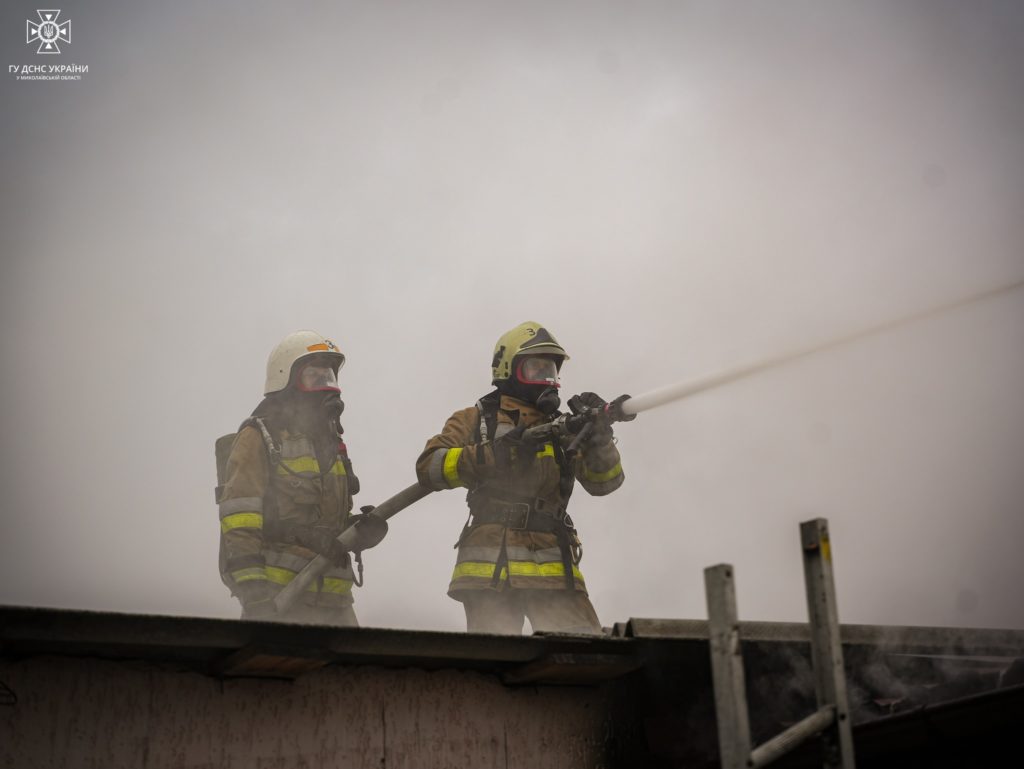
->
[216, 330, 385, 625]
[416, 322, 631, 634]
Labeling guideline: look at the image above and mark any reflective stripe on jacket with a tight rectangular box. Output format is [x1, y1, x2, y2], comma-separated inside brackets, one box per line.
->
[219, 425, 356, 607]
[416, 394, 624, 596]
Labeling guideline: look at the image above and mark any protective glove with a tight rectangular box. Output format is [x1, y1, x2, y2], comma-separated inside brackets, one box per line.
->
[586, 421, 614, 447]
[345, 506, 389, 552]
[295, 526, 351, 567]
[573, 392, 608, 411]
[573, 392, 615, 446]
[570, 392, 636, 421]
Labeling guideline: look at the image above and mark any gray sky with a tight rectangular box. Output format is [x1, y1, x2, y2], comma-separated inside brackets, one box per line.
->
[2, 1, 1023, 633]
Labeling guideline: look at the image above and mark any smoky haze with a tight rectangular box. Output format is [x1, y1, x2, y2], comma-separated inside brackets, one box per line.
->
[1, 1, 1022, 633]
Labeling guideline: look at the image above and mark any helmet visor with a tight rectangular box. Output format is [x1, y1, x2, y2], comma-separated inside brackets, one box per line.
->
[516, 356, 560, 387]
[296, 363, 340, 392]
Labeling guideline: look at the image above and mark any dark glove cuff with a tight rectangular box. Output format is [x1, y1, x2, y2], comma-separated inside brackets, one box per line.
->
[324, 540, 352, 567]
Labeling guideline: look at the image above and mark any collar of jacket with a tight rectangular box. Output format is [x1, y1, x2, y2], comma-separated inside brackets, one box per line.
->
[498, 394, 547, 427]
[272, 423, 337, 444]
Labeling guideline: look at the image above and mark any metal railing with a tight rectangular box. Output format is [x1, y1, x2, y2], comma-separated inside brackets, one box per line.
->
[705, 518, 856, 769]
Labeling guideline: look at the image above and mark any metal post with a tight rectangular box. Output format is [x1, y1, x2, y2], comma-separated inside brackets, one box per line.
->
[800, 519, 856, 769]
[704, 564, 752, 769]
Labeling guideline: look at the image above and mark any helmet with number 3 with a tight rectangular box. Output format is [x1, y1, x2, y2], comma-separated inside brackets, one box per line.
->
[490, 321, 569, 385]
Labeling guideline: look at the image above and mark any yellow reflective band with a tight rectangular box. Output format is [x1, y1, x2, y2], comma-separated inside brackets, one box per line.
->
[265, 566, 297, 585]
[535, 443, 554, 459]
[322, 577, 353, 595]
[276, 457, 346, 476]
[451, 561, 584, 583]
[220, 512, 264, 533]
[232, 567, 267, 583]
[509, 560, 585, 581]
[452, 562, 508, 580]
[443, 447, 464, 488]
[583, 462, 622, 483]
[264, 566, 353, 595]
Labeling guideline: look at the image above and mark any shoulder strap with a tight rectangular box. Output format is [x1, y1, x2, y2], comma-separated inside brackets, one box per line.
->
[237, 416, 281, 534]
[474, 392, 501, 466]
[239, 417, 281, 467]
[475, 391, 501, 442]
[336, 434, 360, 495]
[551, 438, 576, 504]
[473, 403, 486, 464]
[214, 417, 280, 503]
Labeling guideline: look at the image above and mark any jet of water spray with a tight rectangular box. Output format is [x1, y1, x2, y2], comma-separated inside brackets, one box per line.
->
[621, 277, 1024, 417]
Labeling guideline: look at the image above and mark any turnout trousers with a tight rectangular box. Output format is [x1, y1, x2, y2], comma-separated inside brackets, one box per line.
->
[461, 588, 602, 635]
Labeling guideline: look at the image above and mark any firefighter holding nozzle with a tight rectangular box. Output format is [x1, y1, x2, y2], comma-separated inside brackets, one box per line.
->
[417, 322, 633, 634]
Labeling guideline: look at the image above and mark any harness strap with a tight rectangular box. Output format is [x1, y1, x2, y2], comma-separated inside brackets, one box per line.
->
[474, 400, 486, 464]
[554, 525, 576, 590]
[473, 393, 501, 462]
[250, 417, 281, 466]
[490, 527, 510, 589]
[353, 551, 365, 588]
[464, 391, 579, 590]
[469, 498, 570, 532]
[552, 437, 575, 506]
[468, 497, 580, 590]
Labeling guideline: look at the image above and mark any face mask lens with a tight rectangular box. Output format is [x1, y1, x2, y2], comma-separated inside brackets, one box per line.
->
[517, 357, 559, 386]
[298, 364, 339, 392]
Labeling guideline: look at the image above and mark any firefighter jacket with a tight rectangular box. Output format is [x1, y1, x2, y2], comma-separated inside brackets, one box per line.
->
[218, 423, 357, 609]
[416, 394, 624, 597]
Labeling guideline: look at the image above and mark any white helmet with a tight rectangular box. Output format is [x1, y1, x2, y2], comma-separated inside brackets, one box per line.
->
[264, 330, 345, 395]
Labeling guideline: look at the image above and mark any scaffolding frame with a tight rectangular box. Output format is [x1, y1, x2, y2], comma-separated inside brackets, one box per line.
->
[704, 518, 856, 769]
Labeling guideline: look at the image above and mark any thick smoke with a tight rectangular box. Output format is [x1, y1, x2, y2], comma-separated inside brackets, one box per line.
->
[1, 1, 1022, 633]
